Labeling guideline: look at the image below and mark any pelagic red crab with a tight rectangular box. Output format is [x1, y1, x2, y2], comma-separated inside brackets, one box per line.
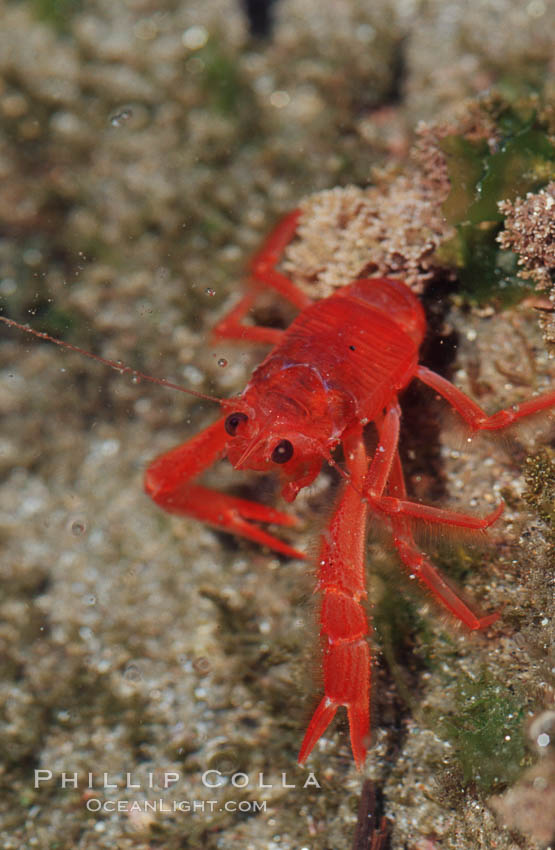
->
[3, 209, 554, 768]
[143, 209, 555, 767]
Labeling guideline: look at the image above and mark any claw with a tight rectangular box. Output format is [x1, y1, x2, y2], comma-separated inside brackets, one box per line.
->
[229, 511, 304, 559]
[145, 417, 304, 558]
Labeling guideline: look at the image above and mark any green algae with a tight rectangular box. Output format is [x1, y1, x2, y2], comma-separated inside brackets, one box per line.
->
[438, 104, 555, 303]
[198, 38, 257, 122]
[443, 671, 528, 791]
[29, 0, 82, 32]
[373, 583, 425, 713]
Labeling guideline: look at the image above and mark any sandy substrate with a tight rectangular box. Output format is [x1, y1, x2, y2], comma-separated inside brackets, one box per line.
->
[0, 1, 554, 848]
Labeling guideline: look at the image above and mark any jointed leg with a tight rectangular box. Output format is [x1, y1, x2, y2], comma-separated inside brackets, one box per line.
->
[364, 405, 504, 531]
[250, 209, 312, 310]
[372, 495, 504, 530]
[387, 451, 499, 630]
[144, 417, 304, 559]
[212, 210, 312, 344]
[212, 289, 285, 345]
[417, 365, 555, 430]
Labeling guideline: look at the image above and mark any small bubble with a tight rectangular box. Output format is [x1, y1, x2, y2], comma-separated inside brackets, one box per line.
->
[269, 90, 290, 108]
[85, 594, 96, 605]
[193, 656, 211, 676]
[131, 374, 141, 384]
[0, 277, 17, 295]
[208, 749, 238, 775]
[110, 107, 133, 127]
[182, 25, 208, 50]
[527, 0, 546, 17]
[217, 358, 228, 368]
[71, 520, 86, 536]
[100, 438, 120, 457]
[124, 663, 142, 682]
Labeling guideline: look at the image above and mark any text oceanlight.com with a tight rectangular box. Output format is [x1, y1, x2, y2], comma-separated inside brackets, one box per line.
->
[85, 799, 268, 814]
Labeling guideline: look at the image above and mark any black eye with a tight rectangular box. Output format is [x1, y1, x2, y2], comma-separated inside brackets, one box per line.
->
[271, 439, 294, 464]
[225, 412, 248, 436]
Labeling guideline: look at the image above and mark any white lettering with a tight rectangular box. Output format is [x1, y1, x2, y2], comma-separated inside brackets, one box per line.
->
[125, 772, 140, 789]
[303, 772, 321, 788]
[102, 772, 117, 789]
[61, 772, 78, 789]
[202, 769, 224, 788]
[164, 772, 179, 788]
[258, 772, 272, 789]
[34, 770, 52, 787]
[281, 772, 296, 789]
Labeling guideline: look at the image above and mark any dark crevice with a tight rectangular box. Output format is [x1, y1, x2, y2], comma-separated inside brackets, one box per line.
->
[241, 0, 279, 37]
[352, 779, 391, 850]
[382, 36, 408, 106]
[398, 276, 460, 503]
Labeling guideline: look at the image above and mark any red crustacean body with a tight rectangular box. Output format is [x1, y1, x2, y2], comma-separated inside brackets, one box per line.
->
[4, 210, 553, 768]
[142, 209, 555, 768]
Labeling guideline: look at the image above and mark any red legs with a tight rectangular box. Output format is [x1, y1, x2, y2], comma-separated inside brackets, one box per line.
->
[212, 209, 312, 345]
[387, 451, 499, 630]
[298, 425, 371, 768]
[146, 213, 315, 556]
[211, 289, 285, 346]
[299, 392, 507, 767]
[364, 405, 504, 531]
[417, 365, 555, 430]
[145, 214, 316, 558]
[363, 403, 499, 628]
[249, 209, 312, 310]
[374, 495, 503, 529]
[144, 417, 304, 559]
[373, 362, 555, 628]
[365, 408, 499, 627]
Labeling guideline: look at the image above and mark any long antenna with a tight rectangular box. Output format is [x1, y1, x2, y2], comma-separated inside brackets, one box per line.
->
[0, 314, 224, 405]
